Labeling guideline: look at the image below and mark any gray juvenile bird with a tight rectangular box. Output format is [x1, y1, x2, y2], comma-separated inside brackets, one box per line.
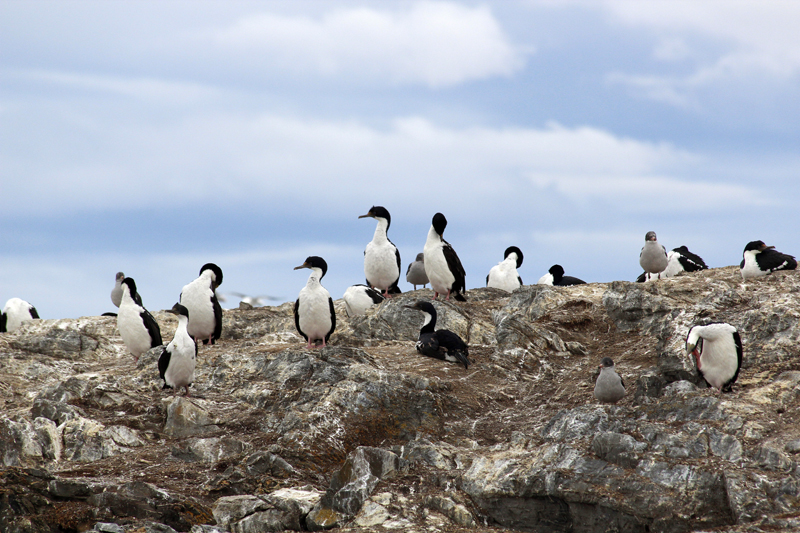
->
[594, 357, 625, 404]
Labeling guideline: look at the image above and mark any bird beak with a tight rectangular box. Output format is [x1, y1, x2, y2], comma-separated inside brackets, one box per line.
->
[685, 343, 696, 355]
[358, 213, 372, 219]
[294, 263, 310, 270]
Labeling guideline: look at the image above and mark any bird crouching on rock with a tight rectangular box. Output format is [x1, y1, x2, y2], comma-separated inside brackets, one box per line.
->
[637, 246, 707, 282]
[1, 298, 39, 333]
[740, 240, 797, 279]
[404, 300, 470, 369]
[537, 265, 586, 286]
[343, 284, 384, 317]
[594, 357, 625, 404]
[159, 303, 197, 396]
[294, 256, 336, 349]
[686, 323, 742, 393]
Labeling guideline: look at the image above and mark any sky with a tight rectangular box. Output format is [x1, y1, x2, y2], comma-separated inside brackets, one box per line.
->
[1, 0, 799, 320]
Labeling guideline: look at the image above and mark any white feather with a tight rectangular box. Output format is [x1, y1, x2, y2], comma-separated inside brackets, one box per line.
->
[164, 314, 195, 391]
[487, 254, 521, 292]
[180, 270, 217, 340]
[297, 269, 334, 342]
[364, 218, 399, 292]
[2, 298, 37, 332]
[117, 287, 155, 360]
[423, 225, 455, 296]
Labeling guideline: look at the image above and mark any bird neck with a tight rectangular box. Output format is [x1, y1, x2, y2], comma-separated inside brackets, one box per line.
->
[420, 311, 436, 334]
[425, 225, 441, 246]
[176, 315, 190, 336]
[306, 268, 323, 287]
[372, 218, 390, 243]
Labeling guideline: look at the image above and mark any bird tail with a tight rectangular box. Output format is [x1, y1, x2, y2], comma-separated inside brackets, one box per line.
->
[454, 292, 467, 302]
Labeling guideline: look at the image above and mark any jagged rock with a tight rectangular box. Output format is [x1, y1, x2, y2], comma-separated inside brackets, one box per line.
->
[2, 266, 800, 532]
[60, 417, 145, 462]
[163, 397, 221, 438]
[211, 487, 322, 533]
[171, 437, 248, 463]
[306, 446, 403, 530]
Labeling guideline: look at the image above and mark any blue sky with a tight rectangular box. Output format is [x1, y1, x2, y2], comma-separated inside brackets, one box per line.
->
[2, 0, 799, 320]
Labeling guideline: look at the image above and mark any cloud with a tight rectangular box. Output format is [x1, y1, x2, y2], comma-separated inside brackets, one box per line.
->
[211, 2, 528, 87]
[597, 0, 800, 104]
[1, 96, 768, 219]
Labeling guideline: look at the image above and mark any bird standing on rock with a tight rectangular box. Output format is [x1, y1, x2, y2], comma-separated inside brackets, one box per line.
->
[159, 303, 196, 396]
[404, 300, 470, 369]
[294, 256, 336, 349]
[179, 263, 223, 345]
[637, 246, 707, 282]
[117, 278, 162, 363]
[423, 213, 467, 302]
[594, 357, 626, 404]
[686, 323, 742, 393]
[639, 231, 669, 279]
[486, 246, 524, 292]
[359, 206, 402, 297]
[406, 253, 429, 290]
[740, 240, 797, 279]
[1, 298, 39, 333]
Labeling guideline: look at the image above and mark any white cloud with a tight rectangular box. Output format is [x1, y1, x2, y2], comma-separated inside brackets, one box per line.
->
[598, 0, 800, 104]
[211, 2, 528, 87]
[1, 97, 768, 218]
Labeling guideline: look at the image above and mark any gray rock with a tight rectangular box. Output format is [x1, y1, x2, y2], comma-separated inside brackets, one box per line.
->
[163, 397, 220, 438]
[306, 447, 403, 530]
[591, 432, 647, 469]
[171, 437, 248, 463]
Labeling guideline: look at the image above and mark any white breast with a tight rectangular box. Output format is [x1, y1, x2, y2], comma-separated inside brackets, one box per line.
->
[117, 302, 153, 358]
[164, 321, 196, 389]
[423, 229, 455, 295]
[297, 284, 333, 341]
[180, 276, 215, 339]
[740, 251, 765, 279]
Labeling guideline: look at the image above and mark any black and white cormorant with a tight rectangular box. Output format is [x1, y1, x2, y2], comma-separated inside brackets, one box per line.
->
[179, 263, 223, 345]
[158, 303, 197, 396]
[1, 298, 39, 333]
[686, 323, 743, 392]
[359, 206, 402, 297]
[423, 213, 467, 302]
[404, 300, 470, 369]
[486, 246, 523, 292]
[740, 240, 797, 279]
[537, 265, 585, 286]
[343, 284, 384, 317]
[294, 256, 336, 349]
[117, 277, 162, 363]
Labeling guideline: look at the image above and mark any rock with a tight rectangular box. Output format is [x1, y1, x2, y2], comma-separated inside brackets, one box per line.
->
[306, 446, 403, 530]
[163, 397, 220, 438]
[2, 265, 800, 532]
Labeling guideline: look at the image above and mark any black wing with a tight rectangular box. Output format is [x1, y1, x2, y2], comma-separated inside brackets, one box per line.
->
[558, 276, 586, 286]
[212, 292, 223, 343]
[364, 286, 385, 305]
[518, 275, 523, 286]
[442, 239, 467, 301]
[722, 330, 744, 393]
[636, 272, 646, 283]
[485, 273, 490, 286]
[436, 329, 470, 369]
[325, 297, 336, 343]
[158, 346, 171, 382]
[141, 308, 162, 347]
[673, 246, 707, 272]
[391, 242, 402, 294]
[758, 249, 798, 273]
[29, 306, 40, 319]
[0, 313, 6, 332]
[293, 299, 307, 341]
[416, 332, 440, 357]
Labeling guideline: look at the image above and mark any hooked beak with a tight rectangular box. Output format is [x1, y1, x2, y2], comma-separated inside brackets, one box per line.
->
[358, 212, 374, 219]
[294, 262, 310, 270]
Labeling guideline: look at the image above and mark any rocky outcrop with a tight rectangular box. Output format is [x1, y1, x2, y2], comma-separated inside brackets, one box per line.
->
[1, 267, 800, 532]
